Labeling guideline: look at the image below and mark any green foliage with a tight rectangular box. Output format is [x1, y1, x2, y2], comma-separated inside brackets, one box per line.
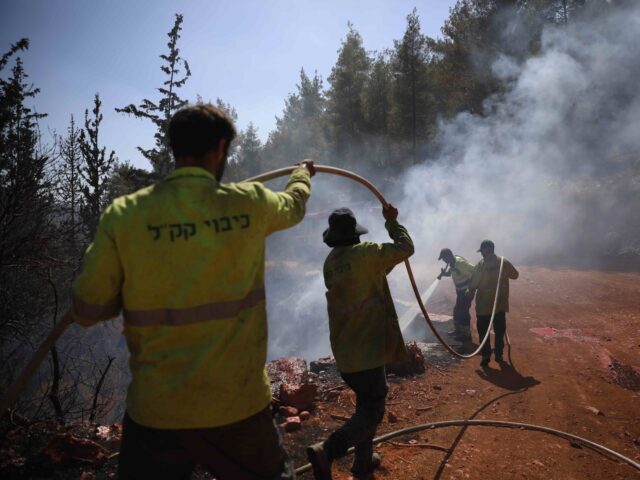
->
[263, 69, 330, 166]
[364, 52, 393, 136]
[0, 39, 58, 408]
[235, 122, 262, 179]
[55, 115, 83, 254]
[327, 23, 371, 149]
[79, 94, 116, 238]
[0, 41, 51, 272]
[391, 8, 435, 155]
[116, 14, 191, 179]
[105, 161, 154, 202]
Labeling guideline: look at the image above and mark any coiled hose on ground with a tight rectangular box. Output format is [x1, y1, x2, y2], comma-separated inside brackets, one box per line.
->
[293, 419, 640, 474]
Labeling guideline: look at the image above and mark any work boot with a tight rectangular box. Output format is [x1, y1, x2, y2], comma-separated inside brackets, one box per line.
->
[307, 442, 333, 480]
[351, 452, 382, 478]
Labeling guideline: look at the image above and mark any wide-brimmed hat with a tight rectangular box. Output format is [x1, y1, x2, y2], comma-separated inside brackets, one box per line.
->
[322, 208, 368, 245]
[477, 239, 495, 252]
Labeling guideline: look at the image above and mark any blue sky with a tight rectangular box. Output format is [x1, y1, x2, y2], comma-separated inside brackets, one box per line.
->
[1, 0, 457, 170]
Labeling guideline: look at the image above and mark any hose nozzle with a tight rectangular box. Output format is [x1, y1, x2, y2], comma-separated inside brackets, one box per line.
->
[437, 267, 448, 281]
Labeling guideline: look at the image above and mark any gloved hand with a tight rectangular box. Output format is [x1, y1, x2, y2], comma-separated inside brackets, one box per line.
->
[297, 159, 316, 176]
[383, 204, 398, 221]
[438, 267, 451, 279]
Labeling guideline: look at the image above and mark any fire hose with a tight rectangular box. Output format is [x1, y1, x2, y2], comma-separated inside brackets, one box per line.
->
[247, 166, 640, 476]
[293, 419, 640, 474]
[2, 164, 637, 476]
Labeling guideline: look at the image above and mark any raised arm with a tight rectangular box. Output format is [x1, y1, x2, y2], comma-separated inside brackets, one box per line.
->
[262, 162, 313, 235]
[64, 205, 124, 326]
[374, 204, 414, 272]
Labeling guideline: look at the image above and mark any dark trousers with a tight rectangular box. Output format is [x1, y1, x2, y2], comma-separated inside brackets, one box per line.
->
[453, 291, 472, 328]
[118, 407, 294, 480]
[324, 366, 388, 472]
[477, 311, 506, 359]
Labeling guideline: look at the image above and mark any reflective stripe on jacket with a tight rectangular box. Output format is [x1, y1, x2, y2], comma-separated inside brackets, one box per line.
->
[323, 220, 414, 373]
[451, 255, 475, 291]
[468, 254, 519, 316]
[69, 166, 311, 429]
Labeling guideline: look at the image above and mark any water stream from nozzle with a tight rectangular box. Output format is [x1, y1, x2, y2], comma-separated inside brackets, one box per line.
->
[399, 278, 440, 333]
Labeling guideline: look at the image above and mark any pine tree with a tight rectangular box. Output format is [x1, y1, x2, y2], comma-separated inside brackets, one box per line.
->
[430, 0, 528, 118]
[525, 0, 586, 24]
[392, 8, 433, 153]
[236, 122, 262, 178]
[104, 161, 154, 203]
[210, 97, 242, 173]
[0, 39, 56, 399]
[365, 52, 393, 136]
[79, 94, 116, 238]
[264, 69, 329, 166]
[56, 115, 83, 255]
[116, 14, 191, 178]
[0, 43, 51, 271]
[362, 52, 395, 167]
[327, 23, 371, 149]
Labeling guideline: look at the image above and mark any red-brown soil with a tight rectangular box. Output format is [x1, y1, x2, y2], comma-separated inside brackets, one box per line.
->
[283, 266, 640, 480]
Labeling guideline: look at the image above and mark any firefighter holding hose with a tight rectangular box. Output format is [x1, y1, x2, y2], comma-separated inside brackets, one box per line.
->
[468, 240, 519, 367]
[63, 104, 314, 479]
[437, 248, 474, 342]
[307, 205, 414, 480]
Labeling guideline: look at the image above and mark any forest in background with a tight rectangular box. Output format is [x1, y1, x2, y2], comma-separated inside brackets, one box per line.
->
[0, 0, 630, 424]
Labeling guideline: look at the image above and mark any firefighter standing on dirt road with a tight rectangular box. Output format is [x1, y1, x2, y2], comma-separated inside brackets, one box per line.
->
[306, 206, 414, 480]
[467, 240, 519, 367]
[64, 104, 315, 480]
[437, 248, 474, 342]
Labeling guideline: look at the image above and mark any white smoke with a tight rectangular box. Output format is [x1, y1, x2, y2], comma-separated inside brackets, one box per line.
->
[266, 3, 640, 360]
[398, 4, 640, 270]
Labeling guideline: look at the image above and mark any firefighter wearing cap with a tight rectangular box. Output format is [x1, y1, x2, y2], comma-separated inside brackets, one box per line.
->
[306, 205, 414, 480]
[64, 104, 314, 479]
[468, 240, 519, 367]
[438, 248, 474, 341]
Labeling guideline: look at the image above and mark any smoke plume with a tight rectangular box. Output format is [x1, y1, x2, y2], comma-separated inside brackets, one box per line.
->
[266, 3, 640, 360]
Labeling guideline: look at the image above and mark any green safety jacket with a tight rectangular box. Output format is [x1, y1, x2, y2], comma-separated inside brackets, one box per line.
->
[323, 220, 414, 373]
[67, 166, 311, 429]
[450, 255, 475, 292]
[468, 254, 519, 316]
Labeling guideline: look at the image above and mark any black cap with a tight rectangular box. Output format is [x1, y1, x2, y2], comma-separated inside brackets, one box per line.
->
[477, 240, 495, 252]
[438, 248, 453, 261]
[322, 208, 368, 245]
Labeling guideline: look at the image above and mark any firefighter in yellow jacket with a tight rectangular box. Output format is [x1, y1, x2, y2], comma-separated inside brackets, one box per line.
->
[438, 248, 474, 342]
[307, 206, 414, 480]
[64, 104, 314, 480]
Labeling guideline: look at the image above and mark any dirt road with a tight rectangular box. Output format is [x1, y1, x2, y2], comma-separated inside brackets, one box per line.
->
[286, 267, 640, 479]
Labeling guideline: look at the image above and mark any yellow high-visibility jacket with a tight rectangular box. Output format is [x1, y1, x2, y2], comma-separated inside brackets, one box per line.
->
[323, 220, 414, 373]
[450, 255, 475, 292]
[68, 166, 311, 429]
[468, 254, 519, 316]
